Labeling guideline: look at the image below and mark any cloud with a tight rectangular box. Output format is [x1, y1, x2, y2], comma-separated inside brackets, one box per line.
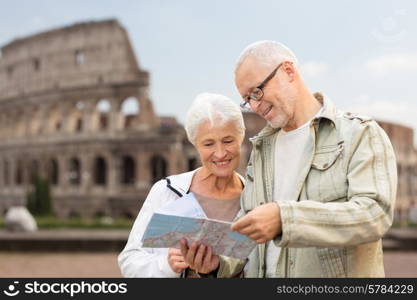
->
[366, 54, 417, 74]
[300, 61, 328, 77]
[343, 95, 417, 146]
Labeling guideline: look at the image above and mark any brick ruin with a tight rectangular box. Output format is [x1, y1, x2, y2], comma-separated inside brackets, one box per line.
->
[0, 20, 198, 218]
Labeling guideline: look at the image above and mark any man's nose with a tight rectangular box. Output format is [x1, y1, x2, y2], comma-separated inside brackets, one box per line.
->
[250, 100, 263, 114]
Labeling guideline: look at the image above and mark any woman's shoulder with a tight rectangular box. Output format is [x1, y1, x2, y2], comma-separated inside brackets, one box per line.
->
[164, 169, 199, 196]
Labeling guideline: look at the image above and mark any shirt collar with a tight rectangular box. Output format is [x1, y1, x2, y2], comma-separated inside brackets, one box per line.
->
[312, 92, 337, 128]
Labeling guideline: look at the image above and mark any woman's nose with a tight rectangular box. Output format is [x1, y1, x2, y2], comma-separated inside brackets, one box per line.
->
[214, 145, 227, 159]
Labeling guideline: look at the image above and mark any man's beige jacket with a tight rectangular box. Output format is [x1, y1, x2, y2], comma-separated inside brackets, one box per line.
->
[218, 93, 397, 278]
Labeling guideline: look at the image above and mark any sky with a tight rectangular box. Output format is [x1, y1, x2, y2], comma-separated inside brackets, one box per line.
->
[1, 0, 417, 145]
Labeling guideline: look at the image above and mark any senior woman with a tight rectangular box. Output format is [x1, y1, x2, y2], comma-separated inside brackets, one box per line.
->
[118, 93, 246, 277]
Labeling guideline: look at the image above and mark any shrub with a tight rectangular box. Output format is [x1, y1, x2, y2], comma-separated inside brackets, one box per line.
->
[27, 175, 53, 217]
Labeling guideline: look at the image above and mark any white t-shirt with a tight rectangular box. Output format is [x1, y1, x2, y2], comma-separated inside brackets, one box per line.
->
[265, 108, 322, 278]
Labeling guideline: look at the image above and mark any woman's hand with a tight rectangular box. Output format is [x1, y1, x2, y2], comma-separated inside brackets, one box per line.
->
[180, 239, 220, 274]
[167, 248, 189, 273]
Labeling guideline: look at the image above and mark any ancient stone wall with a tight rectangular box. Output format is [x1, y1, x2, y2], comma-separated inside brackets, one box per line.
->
[0, 20, 198, 219]
[378, 121, 417, 224]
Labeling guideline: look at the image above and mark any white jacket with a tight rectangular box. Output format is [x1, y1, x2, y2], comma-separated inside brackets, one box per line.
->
[119, 170, 202, 277]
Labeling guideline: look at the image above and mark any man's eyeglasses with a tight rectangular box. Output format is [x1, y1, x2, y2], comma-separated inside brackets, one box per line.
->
[240, 62, 283, 109]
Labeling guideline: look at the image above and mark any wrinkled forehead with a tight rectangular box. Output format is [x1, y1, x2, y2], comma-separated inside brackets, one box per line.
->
[196, 119, 241, 139]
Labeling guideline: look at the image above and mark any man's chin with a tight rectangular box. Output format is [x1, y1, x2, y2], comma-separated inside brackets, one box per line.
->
[267, 119, 286, 129]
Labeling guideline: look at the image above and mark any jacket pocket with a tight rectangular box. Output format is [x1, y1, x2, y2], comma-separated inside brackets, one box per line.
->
[306, 143, 347, 202]
[311, 143, 343, 170]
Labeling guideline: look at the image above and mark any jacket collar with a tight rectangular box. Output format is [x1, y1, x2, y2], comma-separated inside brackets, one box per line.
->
[166, 168, 245, 197]
[312, 92, 337, 128]
[251, 92, 338, 141]
[166, 169, 198, 197]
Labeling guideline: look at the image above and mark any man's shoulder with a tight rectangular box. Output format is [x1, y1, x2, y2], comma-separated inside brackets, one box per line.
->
[334, 110, 388, 146]
[341, 111, 373, 123]
[335, 110, 376, 131]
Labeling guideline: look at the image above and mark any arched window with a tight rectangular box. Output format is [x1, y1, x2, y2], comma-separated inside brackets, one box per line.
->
[75, 118, 83, 132]
[29, 160, 39, 183]
[121, 155, 135, 185]
[121, 97, 140, 129]
[15, 160, 23, 185]
[151, 155, 167, 184]
[49, 159, 59, 185]
[69, 158, 81, 185]
[187, 158, 198, 171]
[94, 156, 107, 185]
[96, 99, 111, 130]
[69, 101, 84, 133]
[3, 160, 9, 186]
[75, 50, 85, 65]
[48, 106, 62, 133]
[97, 99, 111, 113]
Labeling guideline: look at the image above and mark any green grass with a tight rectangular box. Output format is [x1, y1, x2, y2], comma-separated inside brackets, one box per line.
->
[0, 216, 134, 229]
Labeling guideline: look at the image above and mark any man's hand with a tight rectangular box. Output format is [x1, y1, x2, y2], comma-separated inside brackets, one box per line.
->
[180, 239, 219, 274]
[167, 248, 189, 273]
[231, 202, 282, 243]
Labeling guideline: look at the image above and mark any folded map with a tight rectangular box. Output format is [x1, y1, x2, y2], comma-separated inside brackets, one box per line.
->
[142, 213, 256, 259]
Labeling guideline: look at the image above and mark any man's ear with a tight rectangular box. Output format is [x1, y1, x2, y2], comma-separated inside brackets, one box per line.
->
[282, 61, 296, 82]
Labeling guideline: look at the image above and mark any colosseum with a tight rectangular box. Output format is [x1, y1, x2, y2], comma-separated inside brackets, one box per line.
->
[0, 19, 199, 219]
[0, 19, 416, 223]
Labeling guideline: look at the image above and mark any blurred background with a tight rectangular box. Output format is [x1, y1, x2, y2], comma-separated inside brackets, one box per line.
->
[0, 0, 416, 277]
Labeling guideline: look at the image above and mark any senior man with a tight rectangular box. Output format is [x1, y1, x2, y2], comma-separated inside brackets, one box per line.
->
[229, 40, 398, 278]
[182, 40, 397, 278]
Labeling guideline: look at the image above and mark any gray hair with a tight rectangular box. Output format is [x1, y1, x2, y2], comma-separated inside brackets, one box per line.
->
[185, 93, 245, 145]
[235, 40, 299, 73]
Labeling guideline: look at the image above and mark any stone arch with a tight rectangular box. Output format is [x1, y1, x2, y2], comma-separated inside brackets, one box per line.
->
[7, 110, 17, 138]
[29, 159, 39, 183]
[48, 106, 63, 133]
[121, 97, 140, 129]
[93, 99, 111, 131]
[150, 155, 167, 184]
[121, 155, 136, 185]
[15, 159, 24, 185]
[93, 156, 107, 186]
[187, 157, 199, 171]
[75, 49, 85, 65]
[68, 101, 85, 133]
[3, 159, 9, 186]
[69, 157, 81, 185]
[15, 113, 26, 138]
[48, 159, 59, 185]
[29, 107, 42, 136]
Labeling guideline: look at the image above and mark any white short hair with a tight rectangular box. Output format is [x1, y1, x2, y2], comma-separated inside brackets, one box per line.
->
[185, 93, 245, 145]
[235, 40, 299, 73]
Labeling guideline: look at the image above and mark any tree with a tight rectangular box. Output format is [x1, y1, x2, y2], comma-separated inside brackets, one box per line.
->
[27, 175, 53, 216]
